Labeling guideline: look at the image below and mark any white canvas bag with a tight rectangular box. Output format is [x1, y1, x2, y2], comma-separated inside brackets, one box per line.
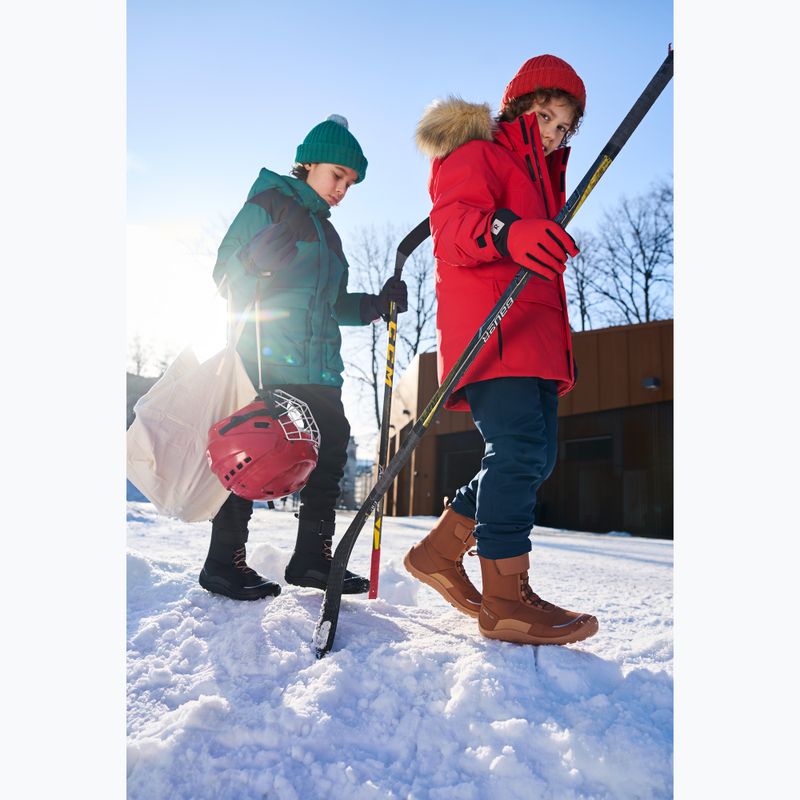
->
[126, 303, 256, 522]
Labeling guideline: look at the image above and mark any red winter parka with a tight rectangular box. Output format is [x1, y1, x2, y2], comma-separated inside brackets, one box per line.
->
[417, 99, 575, 412]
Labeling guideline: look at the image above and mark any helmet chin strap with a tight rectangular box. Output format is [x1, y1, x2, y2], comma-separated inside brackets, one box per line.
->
[251, 290, 282, 420]
[254, 291, 264, 391]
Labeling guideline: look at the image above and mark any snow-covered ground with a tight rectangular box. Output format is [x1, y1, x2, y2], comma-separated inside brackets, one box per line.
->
[127, 488, 672, 800]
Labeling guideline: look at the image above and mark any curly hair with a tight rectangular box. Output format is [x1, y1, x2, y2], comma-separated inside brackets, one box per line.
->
[290, 164, 309, 181]
[498, 88, 583, 147]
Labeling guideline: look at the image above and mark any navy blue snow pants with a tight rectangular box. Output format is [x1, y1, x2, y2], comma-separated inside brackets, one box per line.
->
[449, 377, 559, 559]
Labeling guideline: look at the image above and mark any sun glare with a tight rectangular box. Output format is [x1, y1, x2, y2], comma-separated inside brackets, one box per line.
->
[127, 223, 229, 371]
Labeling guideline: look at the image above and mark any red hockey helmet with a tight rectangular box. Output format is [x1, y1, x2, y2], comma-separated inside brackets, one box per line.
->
[206, 390, 320, 501]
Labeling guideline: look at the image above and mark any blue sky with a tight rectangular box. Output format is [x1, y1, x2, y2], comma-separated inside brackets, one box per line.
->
[126, 0, 674, 450]
[128, 0, 673, 246]
[126, 0, 674, 447]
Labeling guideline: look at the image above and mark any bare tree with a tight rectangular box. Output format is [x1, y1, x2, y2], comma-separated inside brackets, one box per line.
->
[564, 229, 605, 331]
[345, 226, 394, 428]
[155, 348, 176, 377]
[128, 335, 151, 376]
[397, 239, 437, 359]
[589, 178, 673, 324]
[128, 335, 177, 378]
[345, 223, 437, 430]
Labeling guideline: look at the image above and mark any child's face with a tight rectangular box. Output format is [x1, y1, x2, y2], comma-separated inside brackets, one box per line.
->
[304, 162, 359, 207]
[525, 99, 576, 157]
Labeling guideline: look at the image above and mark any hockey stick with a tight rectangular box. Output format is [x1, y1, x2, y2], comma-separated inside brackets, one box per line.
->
[315, 46, 674, 657]
[368, 219, 432, 599]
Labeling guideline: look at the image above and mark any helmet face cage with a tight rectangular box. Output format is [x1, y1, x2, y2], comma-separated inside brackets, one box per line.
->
[206, 390, 320, 501]
[269, 389, 320, 450]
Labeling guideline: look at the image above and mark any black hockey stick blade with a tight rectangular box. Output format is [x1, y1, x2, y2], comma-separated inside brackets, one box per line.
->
[395, 217, 431, 276]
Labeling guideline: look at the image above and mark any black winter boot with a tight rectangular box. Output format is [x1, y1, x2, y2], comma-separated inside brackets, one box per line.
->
[284, 517, 369, 595]
[199, 493, 281, 600]
[200, 544, 281, 600]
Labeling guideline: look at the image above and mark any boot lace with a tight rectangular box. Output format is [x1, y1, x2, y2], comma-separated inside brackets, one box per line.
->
[456, 547, 478, 582]
[320, 535, 367, 586]
[321, 537, 333, 561]
[232, 546, 258, 576]
[520, 572, 554, 610]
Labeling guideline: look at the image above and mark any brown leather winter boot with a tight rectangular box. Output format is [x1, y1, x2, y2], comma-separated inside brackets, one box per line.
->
[478, 553, 599, 645]
[403, 507, 482, 618]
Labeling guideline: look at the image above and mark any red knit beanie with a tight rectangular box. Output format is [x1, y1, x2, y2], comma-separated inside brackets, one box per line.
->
[501, 54, 586, 112]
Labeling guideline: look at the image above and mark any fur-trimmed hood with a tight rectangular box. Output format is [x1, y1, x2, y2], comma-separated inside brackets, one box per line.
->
[415, 96, 575, 410]
[415, 97, 495, 159]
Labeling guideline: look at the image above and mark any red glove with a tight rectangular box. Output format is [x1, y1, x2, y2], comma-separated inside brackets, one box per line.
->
[504, 218, 579, 280]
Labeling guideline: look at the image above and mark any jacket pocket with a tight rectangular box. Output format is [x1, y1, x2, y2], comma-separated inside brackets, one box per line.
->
[492, 279, 568, 371]
[321, 315, 345, 378]
[516, 273, 563, 310]
[259, 290, 310, 367]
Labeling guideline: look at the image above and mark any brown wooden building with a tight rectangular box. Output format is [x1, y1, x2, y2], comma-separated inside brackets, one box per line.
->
[383, 319, 673, 538]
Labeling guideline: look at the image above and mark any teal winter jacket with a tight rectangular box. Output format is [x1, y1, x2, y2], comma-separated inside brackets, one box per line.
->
[212, 169, 370, 388]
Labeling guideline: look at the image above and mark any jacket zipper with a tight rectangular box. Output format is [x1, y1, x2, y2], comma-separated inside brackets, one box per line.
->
[518, 118, 539, 188]
[529, 123, 552, 218]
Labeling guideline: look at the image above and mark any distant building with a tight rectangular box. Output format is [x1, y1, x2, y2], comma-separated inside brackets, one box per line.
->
[126, 372, 158, 428]
[382, 320, 673, 539]
[354, 459, 376, 507]
[338, 436, 359, 509]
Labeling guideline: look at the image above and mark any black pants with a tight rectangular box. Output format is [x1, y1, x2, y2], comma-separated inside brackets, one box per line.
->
[211, 384, 350, 537]
[278, 384, 350, 522]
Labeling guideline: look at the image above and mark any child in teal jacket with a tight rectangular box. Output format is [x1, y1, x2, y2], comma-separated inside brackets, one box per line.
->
[202, 115, 407, 601]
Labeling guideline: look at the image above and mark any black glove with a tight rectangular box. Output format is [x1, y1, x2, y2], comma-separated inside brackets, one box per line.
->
[239, 221, 297, 276]
[360, 276, 409, 322]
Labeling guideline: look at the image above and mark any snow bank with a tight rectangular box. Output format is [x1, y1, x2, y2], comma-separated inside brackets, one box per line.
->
[127, 501, 672, 799]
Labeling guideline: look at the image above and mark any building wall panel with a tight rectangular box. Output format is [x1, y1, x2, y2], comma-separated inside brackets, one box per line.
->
[627, 324, 665, 406]
[568, 332, 600, 415]
[383, 321, 673, 538]
[597, 327, 631, 410]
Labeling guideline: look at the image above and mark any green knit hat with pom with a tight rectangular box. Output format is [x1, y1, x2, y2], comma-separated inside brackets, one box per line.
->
[295, 114, 368, 183]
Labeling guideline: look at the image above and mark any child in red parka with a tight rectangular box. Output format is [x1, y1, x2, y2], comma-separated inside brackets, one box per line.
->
[404, 55, 599, 646]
